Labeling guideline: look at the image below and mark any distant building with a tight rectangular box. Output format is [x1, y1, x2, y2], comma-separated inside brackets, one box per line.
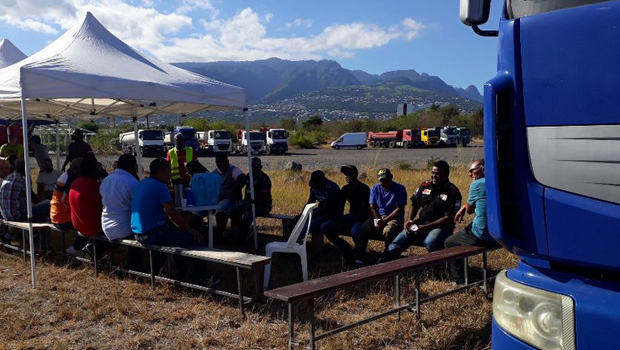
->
[397, 103, 409, 116]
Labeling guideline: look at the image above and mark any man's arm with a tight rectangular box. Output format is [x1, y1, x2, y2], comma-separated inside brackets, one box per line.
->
[403, 201, 421, 230]
[455, 202, 475, 223]
[383, 204, 405, 223]
[163, 201, 203, 242]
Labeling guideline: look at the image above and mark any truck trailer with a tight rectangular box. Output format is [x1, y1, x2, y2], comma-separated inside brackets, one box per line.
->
[367, 129, 423, 148]
[119, 129, 165, 157]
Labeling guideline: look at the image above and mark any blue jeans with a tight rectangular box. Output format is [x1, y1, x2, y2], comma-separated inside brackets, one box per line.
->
[295, 214, 335, 244]
[380, 226, 454, 262]
[134, 225, 198, 246]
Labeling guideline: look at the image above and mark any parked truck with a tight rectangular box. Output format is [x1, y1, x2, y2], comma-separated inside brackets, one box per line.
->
[235, 129, 266, 154]
[367, 129, 423, 148]
[163, 126, 198, 151]
[462, 1, 620, 349]
[456, 127, 471, 146]
[119, 129, 165, 157]
[263, 128, 289, 155]
[420, 128, 440, 146]
[197, 130, 233, 154]
[437, 126, 458, 147]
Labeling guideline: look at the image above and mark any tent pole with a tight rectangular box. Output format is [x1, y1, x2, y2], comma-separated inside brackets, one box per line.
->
[133, 117, 142, 179]
[55, 121, 61, 171]
[244, 108, 258, 250]
[19, 93, 37, 288]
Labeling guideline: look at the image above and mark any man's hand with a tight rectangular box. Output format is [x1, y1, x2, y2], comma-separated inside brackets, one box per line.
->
[455, 207, 465, 224]
[404, 219, 415, 231]
[188, 228, 204, 243]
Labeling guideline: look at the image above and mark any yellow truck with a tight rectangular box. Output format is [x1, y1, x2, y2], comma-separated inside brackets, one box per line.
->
[421, 128, 440, 146]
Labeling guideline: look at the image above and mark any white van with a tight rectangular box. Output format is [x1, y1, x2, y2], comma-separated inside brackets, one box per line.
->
[331, 132, 367, 150]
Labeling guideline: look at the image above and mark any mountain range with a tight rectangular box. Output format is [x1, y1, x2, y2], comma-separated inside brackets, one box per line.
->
[174, 58, 483, 104]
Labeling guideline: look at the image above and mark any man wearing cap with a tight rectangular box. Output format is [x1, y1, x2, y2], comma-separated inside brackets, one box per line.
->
[352, 168, 408, 264]
[0, 133, 24, 158]
[167, 133, 195, 185]
[321, 165, 370, 258]
[379, 160, 462, 262]
[299, 170, 341, 243]
[62, 129, 93, 172]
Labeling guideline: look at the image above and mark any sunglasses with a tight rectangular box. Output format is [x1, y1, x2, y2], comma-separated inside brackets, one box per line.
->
[468, 166, 479, 173]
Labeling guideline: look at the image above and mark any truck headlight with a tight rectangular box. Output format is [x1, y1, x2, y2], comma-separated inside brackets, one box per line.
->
[493, 271, 575, 350]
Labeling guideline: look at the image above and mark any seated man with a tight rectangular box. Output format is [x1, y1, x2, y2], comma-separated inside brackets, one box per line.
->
[445, 159, 498, 285]
[0, 158, 50, 224]
[230, 157, 272, 243]
[353, 168, 407, 264]
[100, 154, 139, 241]
[380, 160, 462, 263]
[36, 158, 61, 200]
[131, 158, 203, 246]
[68, 155, 105, 255]
[0, 133, 24, 158]
[298, 170, 341, 244]
[50, 158, 85, 257]
[212, 153, 246, 238]
[321, 165, 370, 259]
[0, 157, 11, 180]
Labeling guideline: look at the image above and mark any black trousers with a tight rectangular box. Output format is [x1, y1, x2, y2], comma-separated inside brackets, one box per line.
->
[444, 224, 498, 283]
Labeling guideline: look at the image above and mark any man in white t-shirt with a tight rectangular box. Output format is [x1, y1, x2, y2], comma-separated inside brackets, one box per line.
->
[36, 158, 61, 200]
[100, 154, 139, 241]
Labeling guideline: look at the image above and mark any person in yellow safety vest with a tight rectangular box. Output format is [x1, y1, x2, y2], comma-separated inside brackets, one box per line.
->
[166, 133, 195, 185]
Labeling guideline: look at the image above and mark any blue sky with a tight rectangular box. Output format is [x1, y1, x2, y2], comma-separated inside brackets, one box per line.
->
[0, 0, 504, 90]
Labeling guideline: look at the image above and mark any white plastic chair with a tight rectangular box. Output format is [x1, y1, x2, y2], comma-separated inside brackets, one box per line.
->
[263, 203, 317, 290]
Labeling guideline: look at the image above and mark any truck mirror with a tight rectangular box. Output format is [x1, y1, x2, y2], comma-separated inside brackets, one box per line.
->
[460, 0, 491, 26]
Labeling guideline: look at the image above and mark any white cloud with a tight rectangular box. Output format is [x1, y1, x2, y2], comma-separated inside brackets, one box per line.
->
[0, 0, 426, 64]
[285, 18, 313, 29]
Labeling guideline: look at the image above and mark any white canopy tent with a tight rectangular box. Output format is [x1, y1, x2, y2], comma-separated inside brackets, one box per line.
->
[0, 39, 27, 69]
[0, 12, 262, 287]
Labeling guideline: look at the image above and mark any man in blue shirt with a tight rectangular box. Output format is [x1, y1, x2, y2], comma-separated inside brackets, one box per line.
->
[131, 158, 203, 246]
[352, 168, 407, 265]
[445, 159, 497, 285]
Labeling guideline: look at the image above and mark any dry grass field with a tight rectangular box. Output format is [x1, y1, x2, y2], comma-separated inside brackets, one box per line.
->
[0, 166, 518, 350]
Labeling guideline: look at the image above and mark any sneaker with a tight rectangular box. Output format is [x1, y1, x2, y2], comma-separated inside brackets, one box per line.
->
[65, 245, 85, 258]
[3, 232, 18, 242]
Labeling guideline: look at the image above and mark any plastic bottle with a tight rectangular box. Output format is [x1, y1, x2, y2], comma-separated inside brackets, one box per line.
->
[185, 187, 195, 207]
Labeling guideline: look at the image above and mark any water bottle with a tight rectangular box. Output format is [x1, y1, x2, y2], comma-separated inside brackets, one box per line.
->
[185, 187, 195, 207]
[173, 183, 184, 207]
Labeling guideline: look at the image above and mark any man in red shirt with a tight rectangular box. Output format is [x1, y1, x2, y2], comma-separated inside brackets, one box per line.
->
[69, 155, 104, 238]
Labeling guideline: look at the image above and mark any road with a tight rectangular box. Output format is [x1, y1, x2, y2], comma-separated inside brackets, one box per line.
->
[81, 142, 484, 174]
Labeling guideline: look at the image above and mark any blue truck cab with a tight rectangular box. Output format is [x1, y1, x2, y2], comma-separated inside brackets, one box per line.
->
[461, 1, 620, 349]
[167, 126, 198, 152]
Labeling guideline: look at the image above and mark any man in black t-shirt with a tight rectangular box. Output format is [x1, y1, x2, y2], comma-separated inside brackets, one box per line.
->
[321, 165, 370, 258]
[230, 157, 272, 243]
[62, 129, 93, 172]
[379, 160, 462, 262]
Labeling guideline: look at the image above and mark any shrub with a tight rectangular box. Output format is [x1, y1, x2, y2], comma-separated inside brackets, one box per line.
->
[289, 131, 314, 149]
[398, 162, 411, 170]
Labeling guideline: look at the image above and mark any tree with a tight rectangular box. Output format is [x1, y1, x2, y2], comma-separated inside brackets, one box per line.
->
[280, 117, 297, 131]
[77, 121, 100, 133]
[303, 115, 323, 129]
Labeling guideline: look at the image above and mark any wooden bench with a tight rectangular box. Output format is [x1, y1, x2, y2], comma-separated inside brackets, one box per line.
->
[265, 245, 501, 349]
[259, 213, 296, 237]
[0, 220, 54, 260]
[45, 226, 270, 316]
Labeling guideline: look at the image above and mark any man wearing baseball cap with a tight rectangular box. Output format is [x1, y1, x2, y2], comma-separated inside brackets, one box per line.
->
[352, 168, 407, 265]
[321, 165, 370, 259]
[297, 170, 341, 244]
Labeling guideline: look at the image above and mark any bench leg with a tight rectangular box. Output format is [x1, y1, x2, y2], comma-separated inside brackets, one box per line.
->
[93, 239, 98, 277]
[148, 250, 155, 290]
[22, 229, 27, 261]
[253, 266, 265, 302]
[395, 275, 401, 321]
[464, 257, 469, 286]
[308, 299, 316, 350]
[288, 302, 295, 350]
[415, 273, 421, 320]
[236, 267, 245, 318]
[482, 252, 489, 294]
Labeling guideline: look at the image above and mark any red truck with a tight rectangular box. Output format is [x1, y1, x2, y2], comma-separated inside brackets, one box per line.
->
[367, 129, 423, 148]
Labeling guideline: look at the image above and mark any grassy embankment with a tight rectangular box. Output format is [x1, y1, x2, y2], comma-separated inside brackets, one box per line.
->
[1, 166, 517, 350]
